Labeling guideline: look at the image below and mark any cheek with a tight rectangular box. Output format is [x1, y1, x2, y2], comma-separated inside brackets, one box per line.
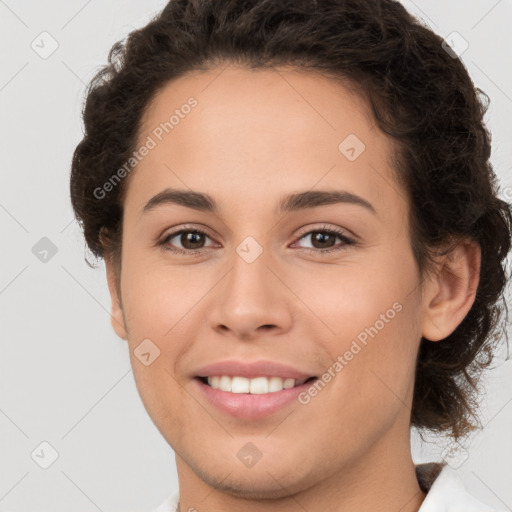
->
[304, 247, 421, 413]
[335, 302, 421, 436]
[120, 265, 194, 437]
[118, 255, 192, 394]
[295, 305, 420, 464]
[121, 255, 197, 335]
[294, 249, 418, 347]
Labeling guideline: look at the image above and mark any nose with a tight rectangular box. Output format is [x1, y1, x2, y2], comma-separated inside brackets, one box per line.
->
[208, 247, 294, 341]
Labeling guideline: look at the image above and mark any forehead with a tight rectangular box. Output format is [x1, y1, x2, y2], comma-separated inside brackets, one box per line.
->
[139, 64, 379, 153]
[126, 64, 405, 222]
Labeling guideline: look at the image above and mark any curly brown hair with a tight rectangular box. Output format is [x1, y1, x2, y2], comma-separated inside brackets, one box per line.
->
[70, 0, 512, 440]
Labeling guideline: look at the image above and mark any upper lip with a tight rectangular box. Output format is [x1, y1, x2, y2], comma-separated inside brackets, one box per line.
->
[194, 360, 317, 380]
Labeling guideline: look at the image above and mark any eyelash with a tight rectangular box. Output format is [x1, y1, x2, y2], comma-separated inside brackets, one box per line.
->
[157, 224, 355, 256]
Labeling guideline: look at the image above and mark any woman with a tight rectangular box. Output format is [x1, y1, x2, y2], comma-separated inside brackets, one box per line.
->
[70, 0, 512, 510]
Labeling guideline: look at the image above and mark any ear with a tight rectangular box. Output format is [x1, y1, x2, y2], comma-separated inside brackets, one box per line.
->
[104, 251, 128, 340]
[421, 240, 481, 342]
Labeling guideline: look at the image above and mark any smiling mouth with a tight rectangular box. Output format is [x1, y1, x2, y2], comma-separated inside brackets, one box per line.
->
[196, 375, 318, 394]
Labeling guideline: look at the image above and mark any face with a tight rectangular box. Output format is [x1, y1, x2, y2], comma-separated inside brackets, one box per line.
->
[108, 64, 427, 498]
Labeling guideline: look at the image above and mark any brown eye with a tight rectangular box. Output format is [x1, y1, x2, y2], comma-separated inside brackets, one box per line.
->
[293, 226, 355, 255]
[159, 228, 215, 254]
[179, 231, 206, 250]
[309, 231, 338, 249]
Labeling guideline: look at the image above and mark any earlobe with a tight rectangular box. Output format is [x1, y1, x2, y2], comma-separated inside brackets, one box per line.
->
[104, 252, 128, 340]
[421, 241, 481, 342]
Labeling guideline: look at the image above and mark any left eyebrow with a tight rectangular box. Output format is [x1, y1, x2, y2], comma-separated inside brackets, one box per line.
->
[277, 190, 377, 216]
[141, 188, 377, 216]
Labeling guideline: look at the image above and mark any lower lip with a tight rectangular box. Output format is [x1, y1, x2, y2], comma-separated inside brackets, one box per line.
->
[194, 377, 317, 419]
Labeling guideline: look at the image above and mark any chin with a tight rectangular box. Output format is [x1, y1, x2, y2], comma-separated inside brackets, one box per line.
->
[195, 465, 312, 500]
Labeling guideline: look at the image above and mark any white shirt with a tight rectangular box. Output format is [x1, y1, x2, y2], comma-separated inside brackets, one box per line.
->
[151, 463, 503, 512]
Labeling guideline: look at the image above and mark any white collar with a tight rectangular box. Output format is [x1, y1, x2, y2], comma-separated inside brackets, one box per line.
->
[417, 463, 499, 511]
[152, 463, 500, 512]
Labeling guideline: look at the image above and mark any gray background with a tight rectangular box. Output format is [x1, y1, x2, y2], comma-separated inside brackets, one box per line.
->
[1, 1, 511, 510]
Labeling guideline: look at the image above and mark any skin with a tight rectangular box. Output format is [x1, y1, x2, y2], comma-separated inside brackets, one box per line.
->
[104, 64, 480, 511]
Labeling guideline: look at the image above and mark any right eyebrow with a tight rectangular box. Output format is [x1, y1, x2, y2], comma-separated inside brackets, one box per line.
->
[142, 188, 218, 214]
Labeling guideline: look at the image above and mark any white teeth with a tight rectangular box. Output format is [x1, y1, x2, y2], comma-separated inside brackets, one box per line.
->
[219, 375, 231, 392]
[268, 376, 284, 392]
[205, 375, 309, 393]
[249, 377, 268, 394]
[231, 376, 250, 393]
[283, 378, 295, 389]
